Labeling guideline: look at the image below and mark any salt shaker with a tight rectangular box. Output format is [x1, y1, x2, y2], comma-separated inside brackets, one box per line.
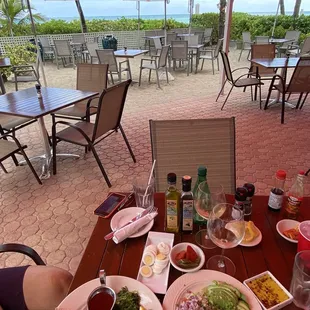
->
[35, 84, 42, 99]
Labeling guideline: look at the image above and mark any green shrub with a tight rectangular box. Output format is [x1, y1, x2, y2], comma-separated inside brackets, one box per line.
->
[0, 43, 37, 77]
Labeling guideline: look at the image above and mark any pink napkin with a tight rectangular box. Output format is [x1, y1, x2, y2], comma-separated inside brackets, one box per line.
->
[112, 211, 158, 244]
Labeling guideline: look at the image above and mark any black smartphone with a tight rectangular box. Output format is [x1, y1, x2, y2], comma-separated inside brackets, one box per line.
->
[94, 193, 126, 218]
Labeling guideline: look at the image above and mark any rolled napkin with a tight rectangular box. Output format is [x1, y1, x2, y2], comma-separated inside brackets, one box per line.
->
[112, 211, 158, 244]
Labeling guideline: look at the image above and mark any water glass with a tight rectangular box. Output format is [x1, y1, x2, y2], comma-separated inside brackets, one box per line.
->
[133, 174, 155, 209]
[290, 250, 310, 309]
[298, 220, 310, 252]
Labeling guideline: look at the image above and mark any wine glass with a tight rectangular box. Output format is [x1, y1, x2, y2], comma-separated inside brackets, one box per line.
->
[207, 203, 245, 276]
[194, 181, 226, 249]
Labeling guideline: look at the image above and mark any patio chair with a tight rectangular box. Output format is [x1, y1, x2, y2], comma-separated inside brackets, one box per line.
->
[255, 36, 270, 44]
[194, 31, 204, 44]
[149, 117, 236, 194]
[278, 30, 301, 56]
[216, 51, 263, 110]
[51, 63, 108, 124]
[144, 30, 157, 50]
[153, 37, 163, 55]
[265, 56, 310, 124]
[238, 32, 252, 61]
[83, 42, 99, 63]
[185, 35, 199, 46]
[53, 39, 75, 69]
[11, 54, 40, 91]
[0, 133, 42, 184]
[171, 40, 190, 76]
[249, 44, 278, 99]
[167, 32, 177, 45]
[139, 45, 170, 88]
[199, 38, 223, 74]
[52, 80, 135, 188]
[203, 28, 213, 46]
[286, 36, 310, 57]
[72, 34, 86, 45]
[39, 37, 54, 64]
[96, 49, 132, 84]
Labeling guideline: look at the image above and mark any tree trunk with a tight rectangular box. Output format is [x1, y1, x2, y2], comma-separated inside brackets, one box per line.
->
[293, 0, 302, 18]
[218, 0, 227, 40]
[279, 0, 285, 15]
[75, 0, 87, 33]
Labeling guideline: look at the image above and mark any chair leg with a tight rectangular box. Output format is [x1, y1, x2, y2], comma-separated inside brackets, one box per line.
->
[221, 85, 234, 110]
[119, 124, 136, 163]
[165, 67, 169, 84]
[247, 50, 251, 60]
[259, 84, 262, 109]
[110, 73, 114, 85]
[296, 93, 303, 109]
[211, 58, 215, 75]
[264, 83, 274, 110]
[238, 49, 243, 62]
[19, 148, 42, 185]
[300, 93, 308, 109]
[1, 133, 19, 166]
[216, 80, 227, 102]
[139, 68, 143, 86]
[89, 143, 112, 188]
[281, 93, 285, 124]
[0, 162, 7, 173]
[217, 58, 220, 71]
[52, 124, 57, 175]
[201, 59, 205, 71]
[155, 69, 161, 89]
[148, 70, 152, 82]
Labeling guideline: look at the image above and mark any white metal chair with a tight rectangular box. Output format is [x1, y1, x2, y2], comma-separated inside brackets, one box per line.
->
[53, 39, 75, 69]
[238, 32, 252, 61]
[139, 45, 170, 88]
[96, 49, 132, 84]
[278, 30, 301, 56]
[200, 39, 223, 74]
[171, 40, 190, 76]
[203, 28, 213, 46]
[83, 42, 99, 63]
[39, 37, 54, 64]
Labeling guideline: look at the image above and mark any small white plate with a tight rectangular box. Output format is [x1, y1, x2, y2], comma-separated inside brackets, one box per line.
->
[137, 231, 174, 294]
[169, 242, 205, 273]
[276, 219, 300, 244]
[240, 228, 262, 247]
[110, 207, 154, 238]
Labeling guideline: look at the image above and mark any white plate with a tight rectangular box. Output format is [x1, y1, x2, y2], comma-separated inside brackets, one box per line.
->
[276, 219, 300, 244]
[137, 231, 174, 294]
[110, 207, 154, 238]
[244, 271, 293, 310]
[240, 228, 263, 247]
[163, 270, 262, 310]
[56, 275, 162, 310]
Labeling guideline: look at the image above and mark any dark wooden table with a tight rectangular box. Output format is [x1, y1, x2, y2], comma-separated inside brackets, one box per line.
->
[69, 194, 309, 308]
[114, 49, 148, 59]
[251, 57, 299, 69]
[0, 87, 98, 179]
[0, 57, 11, 95]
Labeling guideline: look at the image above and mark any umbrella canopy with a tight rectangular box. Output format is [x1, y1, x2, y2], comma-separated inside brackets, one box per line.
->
[123, 0, 169, 45]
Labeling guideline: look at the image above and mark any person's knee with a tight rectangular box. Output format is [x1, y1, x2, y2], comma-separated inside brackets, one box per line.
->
[48, 268, 73, 297]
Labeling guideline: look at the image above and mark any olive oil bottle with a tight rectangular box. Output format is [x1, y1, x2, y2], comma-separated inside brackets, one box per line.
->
[181, 176, 194, 232]
[165, 173, 180, 233]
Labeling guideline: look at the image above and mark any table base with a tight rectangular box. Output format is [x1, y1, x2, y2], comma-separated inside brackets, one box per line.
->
[19, 152, 80, 179]
[264, 98, 296, 110]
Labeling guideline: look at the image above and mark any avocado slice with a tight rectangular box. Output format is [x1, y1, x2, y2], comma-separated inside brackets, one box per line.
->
[207, 287, 239, 310]
[207, 284, 239, 300]
[219, 283, 242, 299]
[237, 300, 250, 310]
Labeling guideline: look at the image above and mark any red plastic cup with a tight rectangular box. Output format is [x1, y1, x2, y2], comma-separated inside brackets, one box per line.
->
[298, 220, 310, 252]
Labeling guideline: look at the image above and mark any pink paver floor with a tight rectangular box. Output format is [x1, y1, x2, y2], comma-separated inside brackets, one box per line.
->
[0, 50, 309, 275]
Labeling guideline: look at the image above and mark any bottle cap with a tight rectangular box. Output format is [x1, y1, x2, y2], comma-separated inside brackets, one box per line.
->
[35, 84, 41, 89]
[243, 183, 255, 197]
[276, 170, 287, 180]
[197, 166, 207, 177]
[167, 173, 176, 183]
[299, 170, 305, 175]
[182, 175, 192, 191]
[235, 187, 248, 201]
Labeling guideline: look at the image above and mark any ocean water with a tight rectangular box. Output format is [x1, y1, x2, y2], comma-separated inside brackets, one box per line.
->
[52, 11, 310, 24]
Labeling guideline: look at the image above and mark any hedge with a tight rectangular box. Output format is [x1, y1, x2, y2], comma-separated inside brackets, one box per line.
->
[1, 12, 309, 43]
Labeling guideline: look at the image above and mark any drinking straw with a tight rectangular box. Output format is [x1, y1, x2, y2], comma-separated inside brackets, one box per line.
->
[142, 160, 156, 208]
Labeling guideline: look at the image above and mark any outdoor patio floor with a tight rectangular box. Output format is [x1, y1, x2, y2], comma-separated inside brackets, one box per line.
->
[0, 49, 309, 274]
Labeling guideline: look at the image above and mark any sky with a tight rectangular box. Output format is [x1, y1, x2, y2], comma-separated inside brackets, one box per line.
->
[31, 0, 310, 18]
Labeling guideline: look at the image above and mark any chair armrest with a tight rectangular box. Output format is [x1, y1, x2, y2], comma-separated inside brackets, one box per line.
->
[234, 72, 263, 84]
[200, 49, 214, 56]
[119, 60, 129, 65]
[0, 243, 45, 265]
[13, 65, 34, 69]
[140, 58, 155, 66]
[231, 67, 250, 73]
[0, 133, 25, 149]
[53, 120, 93, 144]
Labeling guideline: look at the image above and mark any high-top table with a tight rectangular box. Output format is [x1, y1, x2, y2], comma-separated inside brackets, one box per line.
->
[69, 193, 309, 308]
[0, 87, 98, 179]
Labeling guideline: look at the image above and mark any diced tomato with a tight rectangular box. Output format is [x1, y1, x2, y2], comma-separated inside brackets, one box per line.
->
[186, 246, 198, 262]
[175, 250, 186, 261]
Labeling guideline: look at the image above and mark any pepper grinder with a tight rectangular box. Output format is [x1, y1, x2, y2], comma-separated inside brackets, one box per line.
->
[35, 84, 42, 99]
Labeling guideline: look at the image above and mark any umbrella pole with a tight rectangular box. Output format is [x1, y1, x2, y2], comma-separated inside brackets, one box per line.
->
[164, 0, 167, 45]
[25, 0, 47, 87]
[137, 0, 141, 48]
[271, 0, 280, 38]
